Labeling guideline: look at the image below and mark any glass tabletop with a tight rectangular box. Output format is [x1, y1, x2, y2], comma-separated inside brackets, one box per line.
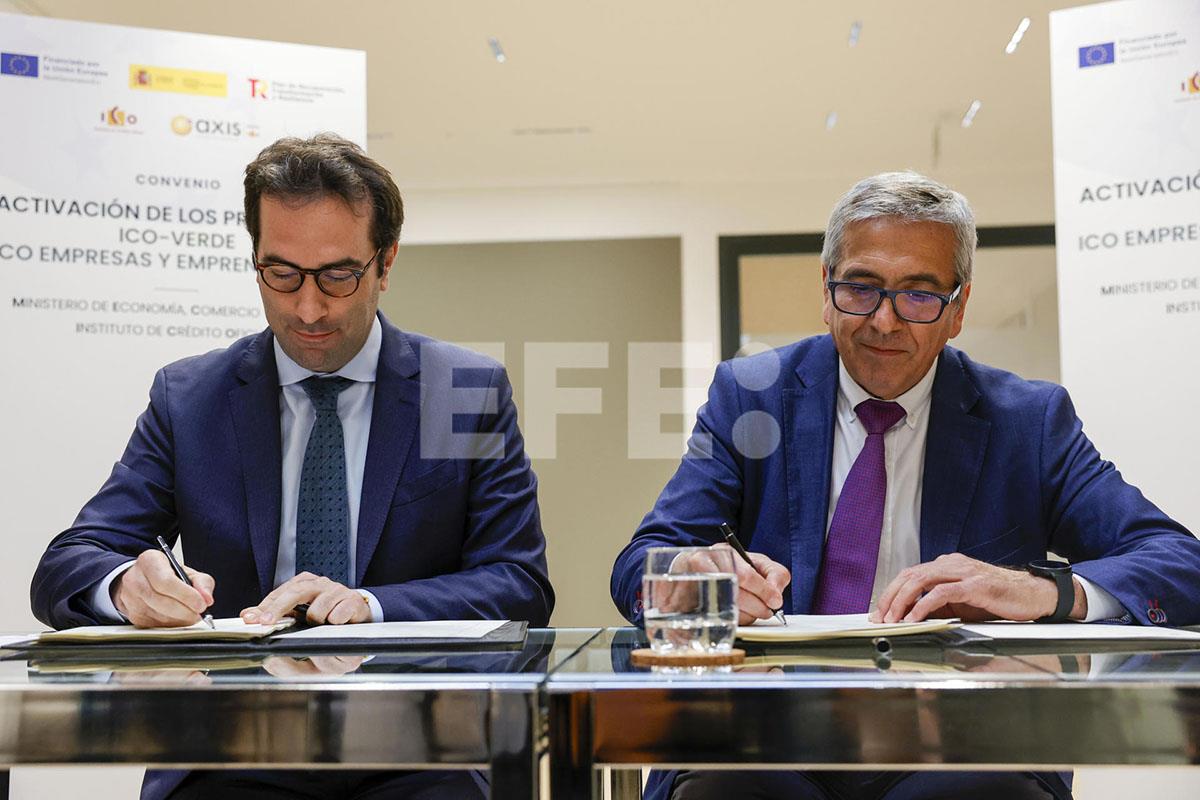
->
[0, 627, 604, 688]
[7, 625, 1200, 689]
[546, 627, 1200, 687]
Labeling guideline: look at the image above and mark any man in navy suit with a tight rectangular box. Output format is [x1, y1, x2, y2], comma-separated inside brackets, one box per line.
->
[31, 134, 553, 799]
[611, 171, 1200, 800]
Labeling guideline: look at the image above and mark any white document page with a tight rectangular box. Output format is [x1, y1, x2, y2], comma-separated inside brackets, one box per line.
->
[36, 618, 293, 644]
[275, 620, 507, 641]
[738, 613, 959, 642]
[962, 622, 1200, 643]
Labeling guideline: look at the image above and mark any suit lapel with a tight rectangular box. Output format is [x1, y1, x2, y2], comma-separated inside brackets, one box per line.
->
[229, 332, 283, 597]
[355, 317, 420, 585]
[783, 337, 839, 612]
[919, 349, 991, 562]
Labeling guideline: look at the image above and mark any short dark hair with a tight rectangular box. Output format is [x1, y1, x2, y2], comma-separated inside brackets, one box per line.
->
[244, 133, 403, 275]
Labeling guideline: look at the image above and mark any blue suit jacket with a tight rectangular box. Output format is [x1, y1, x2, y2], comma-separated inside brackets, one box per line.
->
[613, 336, 1200, 800]
[30, 314, 554, 800]
[614, 334, 1200, 626]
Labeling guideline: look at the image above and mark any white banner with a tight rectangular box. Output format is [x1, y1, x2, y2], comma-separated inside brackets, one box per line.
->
[0, 13, 365, 628]
[1050, 0, 1200, 531]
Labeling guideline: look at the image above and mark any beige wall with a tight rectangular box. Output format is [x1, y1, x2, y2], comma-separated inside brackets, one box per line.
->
[739, 253, 826, 344]
[954, 244, 1060, 383]
[378, 237, 683, 627]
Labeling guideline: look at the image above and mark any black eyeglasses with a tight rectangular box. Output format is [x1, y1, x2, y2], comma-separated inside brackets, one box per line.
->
[827, 280, 962, 324]
[253, 249, 382, 298]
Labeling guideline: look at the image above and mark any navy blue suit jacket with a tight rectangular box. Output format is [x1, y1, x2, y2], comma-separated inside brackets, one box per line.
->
[614, 334, 1200, 627]
[613, 336, 1200, 800]
[33, 314, 554, 627]
[30, 315, 554, 800]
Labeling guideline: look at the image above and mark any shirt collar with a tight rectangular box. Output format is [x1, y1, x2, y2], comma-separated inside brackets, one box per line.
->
[274, 316, 382, 387]
[837, 357, 938, 431]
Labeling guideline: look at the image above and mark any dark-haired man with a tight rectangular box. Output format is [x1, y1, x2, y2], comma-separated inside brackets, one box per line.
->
[31, 133, 553, 799]
[612, 171, 1200, 800]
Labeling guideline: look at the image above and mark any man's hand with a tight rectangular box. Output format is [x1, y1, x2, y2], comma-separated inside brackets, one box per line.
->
[263, 655, 366, 677]
[869, 553, 1087, 623]
[112, 550, 215, 628]
[112, 669, 213, 686]
[700, 544, 790, 626]
[241, 572, 371, 626]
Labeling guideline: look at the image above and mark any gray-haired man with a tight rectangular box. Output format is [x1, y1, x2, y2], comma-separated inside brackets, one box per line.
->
[612, 171, 1200, 799]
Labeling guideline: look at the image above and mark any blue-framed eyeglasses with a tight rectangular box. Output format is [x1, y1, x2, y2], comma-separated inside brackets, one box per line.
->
[826, 280, 962, 324]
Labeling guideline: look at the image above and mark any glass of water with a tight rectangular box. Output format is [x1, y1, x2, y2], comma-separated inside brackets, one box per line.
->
[642, 546, 738, 654]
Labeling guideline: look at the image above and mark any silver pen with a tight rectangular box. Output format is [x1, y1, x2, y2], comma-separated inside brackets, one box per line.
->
[155, 535, 215, 629]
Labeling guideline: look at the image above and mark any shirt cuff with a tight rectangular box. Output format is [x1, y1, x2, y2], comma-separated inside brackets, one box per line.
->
[358, 589, 384, 623]
[87, 561, 136, 623]
[1076, 574, 1126, 622]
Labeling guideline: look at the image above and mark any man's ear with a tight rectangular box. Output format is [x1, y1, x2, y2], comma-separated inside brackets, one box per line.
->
[821, 264, 833, 327]
[947, 282, 971, 339]
[378, 242, 399, 291]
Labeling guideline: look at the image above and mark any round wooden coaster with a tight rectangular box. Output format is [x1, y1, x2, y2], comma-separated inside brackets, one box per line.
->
[630, 648, 745, 667]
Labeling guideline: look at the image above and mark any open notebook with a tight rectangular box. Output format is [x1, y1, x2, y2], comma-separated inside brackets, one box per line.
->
[737, 613, 960, 643]
[35, 617, 294, 644]
[17, 618, 525, 651]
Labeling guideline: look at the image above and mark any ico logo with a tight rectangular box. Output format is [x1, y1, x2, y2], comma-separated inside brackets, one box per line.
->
[101, 106, 137, 126]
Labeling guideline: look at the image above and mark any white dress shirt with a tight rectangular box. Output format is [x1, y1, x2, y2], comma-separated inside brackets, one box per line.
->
[828, 358, 1123, 622]
[89, 318, 385, 622]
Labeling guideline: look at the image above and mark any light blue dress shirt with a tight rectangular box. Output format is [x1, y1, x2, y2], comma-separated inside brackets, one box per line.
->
[89, 317, 385, 622]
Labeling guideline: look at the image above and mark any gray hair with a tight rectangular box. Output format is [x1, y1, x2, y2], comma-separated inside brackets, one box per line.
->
[821, 171, 977, 287]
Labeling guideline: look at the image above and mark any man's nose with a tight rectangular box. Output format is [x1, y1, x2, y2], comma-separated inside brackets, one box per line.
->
[869, 293, 904, 334]
[294, 279, 328, 324]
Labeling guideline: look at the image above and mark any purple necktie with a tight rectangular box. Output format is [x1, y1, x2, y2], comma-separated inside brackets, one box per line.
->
[812, 399, 907, 614]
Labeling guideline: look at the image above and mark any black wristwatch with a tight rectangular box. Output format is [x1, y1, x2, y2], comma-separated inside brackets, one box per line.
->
[1026, 559, 1074, 623]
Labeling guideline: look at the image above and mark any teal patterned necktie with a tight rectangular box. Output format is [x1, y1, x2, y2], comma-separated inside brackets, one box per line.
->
[296, 375, 355, 584]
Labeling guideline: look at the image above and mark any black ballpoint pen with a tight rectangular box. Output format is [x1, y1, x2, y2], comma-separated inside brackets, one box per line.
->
[155, 535, 215, 629]
[719, 523, 787, 625]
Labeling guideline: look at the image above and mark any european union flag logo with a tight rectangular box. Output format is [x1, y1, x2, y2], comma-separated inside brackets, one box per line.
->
[1078, 42, 1115, 68]
[0, 52, 39, 78]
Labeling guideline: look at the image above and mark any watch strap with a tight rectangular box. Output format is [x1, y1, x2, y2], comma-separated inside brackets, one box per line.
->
[1029, 563, 1074, 623]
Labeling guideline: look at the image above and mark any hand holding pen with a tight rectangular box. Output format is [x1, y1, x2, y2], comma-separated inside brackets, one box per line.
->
[719, 523, 790, 626]
[110, 537, 216, 629]
[155, 536, 215, 629]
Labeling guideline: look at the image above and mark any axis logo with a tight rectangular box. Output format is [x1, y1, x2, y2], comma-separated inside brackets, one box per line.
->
[170, 115, 259, 139]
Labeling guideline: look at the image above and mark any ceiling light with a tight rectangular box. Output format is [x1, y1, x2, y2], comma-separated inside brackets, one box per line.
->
[848, 21, 862, 47]
[961, 99, 982, 128]
[1004, 17, 1031, 54]
[825, 111, 838, 131]
[488, 37, 506, 63]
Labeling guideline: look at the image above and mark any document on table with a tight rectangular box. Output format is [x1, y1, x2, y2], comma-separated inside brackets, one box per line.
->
[34, 617, 294, 645]
[273, 619, 507, 641]
[961, 621, 1200, 643]
[737, 613, 960, 643]
[741, 653, 960, 672]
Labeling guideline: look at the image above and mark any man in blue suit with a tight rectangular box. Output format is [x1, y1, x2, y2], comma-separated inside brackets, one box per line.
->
[31, 134, 553, 799]
[612, 171, 1200, 800]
